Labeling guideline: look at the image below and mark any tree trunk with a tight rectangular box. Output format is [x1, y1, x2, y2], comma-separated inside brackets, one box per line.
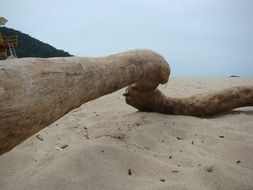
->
[0, 49, 252, 155]
[0, 49, 170, 155]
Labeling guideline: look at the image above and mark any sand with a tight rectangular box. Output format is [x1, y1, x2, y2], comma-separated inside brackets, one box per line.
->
[0, 77, 253, 190]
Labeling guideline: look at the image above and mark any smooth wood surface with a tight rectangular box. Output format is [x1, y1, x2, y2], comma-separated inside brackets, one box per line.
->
[1, 49, 252, 155]
[0, 49, 169, 155]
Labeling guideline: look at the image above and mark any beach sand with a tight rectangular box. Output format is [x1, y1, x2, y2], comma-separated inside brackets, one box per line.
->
[0, 77, 253, 190]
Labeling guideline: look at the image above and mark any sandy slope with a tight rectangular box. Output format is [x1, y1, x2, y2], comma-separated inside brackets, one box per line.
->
[0, 77, 253, 190]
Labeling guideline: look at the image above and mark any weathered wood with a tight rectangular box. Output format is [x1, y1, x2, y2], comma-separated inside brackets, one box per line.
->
[124, 85, 253, 116]
[0, 49, 170, 155]
[1, 49, 253, 155]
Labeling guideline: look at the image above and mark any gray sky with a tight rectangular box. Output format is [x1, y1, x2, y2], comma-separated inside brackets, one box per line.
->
[1, 0, 253, 76]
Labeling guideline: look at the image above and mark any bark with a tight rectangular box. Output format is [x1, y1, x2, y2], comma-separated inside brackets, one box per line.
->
[0, 49, 252, 155]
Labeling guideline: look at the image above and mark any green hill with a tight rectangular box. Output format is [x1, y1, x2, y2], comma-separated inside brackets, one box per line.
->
[0, 27, 72, 58]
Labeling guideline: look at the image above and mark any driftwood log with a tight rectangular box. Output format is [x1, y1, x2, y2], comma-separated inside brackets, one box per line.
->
[0, 49, 252, 155]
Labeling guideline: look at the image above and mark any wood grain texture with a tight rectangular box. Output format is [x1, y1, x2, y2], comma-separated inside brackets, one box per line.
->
[1, 49, 252, 155]
[0, 49, 170, 155]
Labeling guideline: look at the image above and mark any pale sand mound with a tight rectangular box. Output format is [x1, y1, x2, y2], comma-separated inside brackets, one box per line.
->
[0, 77, 253, 190]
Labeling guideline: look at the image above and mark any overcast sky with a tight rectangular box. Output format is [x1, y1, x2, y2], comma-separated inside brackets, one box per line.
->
[1, 0, 253, 76]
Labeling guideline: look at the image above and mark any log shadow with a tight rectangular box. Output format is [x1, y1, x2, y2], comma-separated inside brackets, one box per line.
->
[202, 107, 253, 119]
